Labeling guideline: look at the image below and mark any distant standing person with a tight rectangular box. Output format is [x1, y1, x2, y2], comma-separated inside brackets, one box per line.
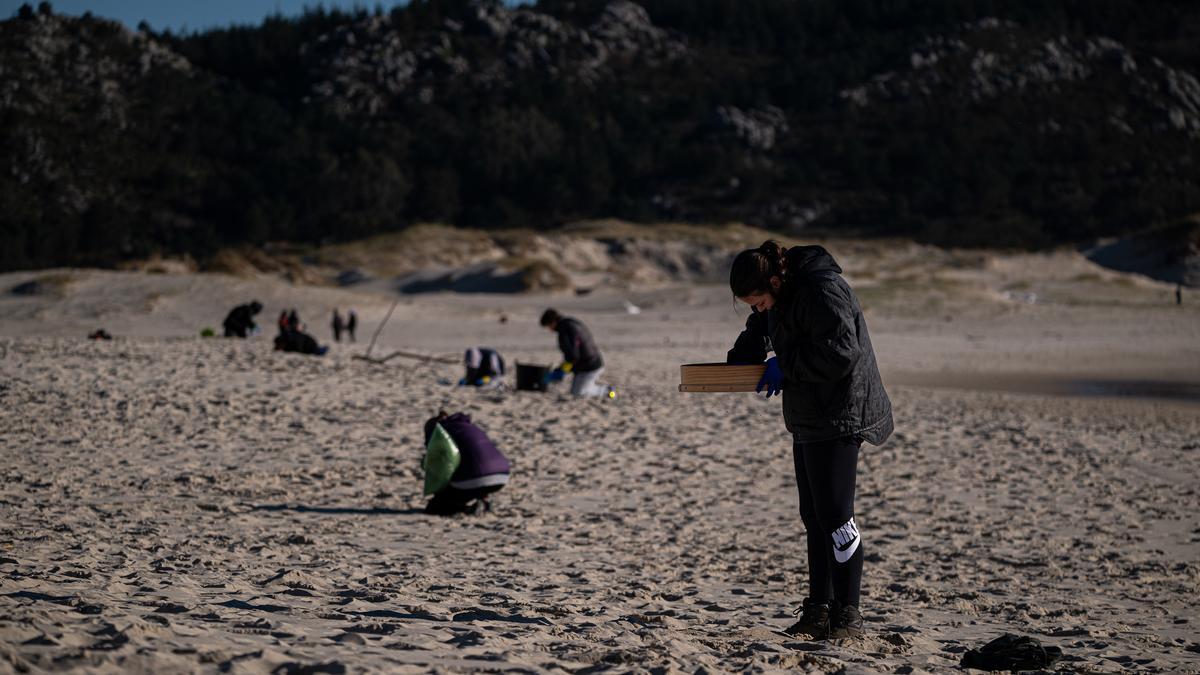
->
[223, 301, 263, 338]
[422, 411, 510, 515]
[539, 309, 613, 398]
[726, 241, 893, 640]
[332, 309, 344, 342]
[347, 310, 358, 342]
[1177, 284, 1183, 306]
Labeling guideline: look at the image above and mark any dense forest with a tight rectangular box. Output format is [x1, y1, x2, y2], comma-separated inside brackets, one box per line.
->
[2, 0, 1200, 271]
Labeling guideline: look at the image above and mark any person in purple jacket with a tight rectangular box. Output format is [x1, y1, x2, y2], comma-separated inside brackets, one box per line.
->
[422, 411, 511, 515]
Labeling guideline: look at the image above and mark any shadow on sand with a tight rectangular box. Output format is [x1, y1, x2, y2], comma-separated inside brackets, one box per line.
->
[249, 504, 426, 516]
[888, 372, 1200, 404]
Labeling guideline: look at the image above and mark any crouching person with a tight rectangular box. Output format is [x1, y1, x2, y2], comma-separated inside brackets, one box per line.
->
[224, 300, 263, 338]
[460, 347, 505, 387]
[422, 411, 510, 515]
[274, 314, 328, 356]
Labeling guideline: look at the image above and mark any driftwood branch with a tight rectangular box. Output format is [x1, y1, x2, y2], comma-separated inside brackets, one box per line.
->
[354, 299, 459, 366]
[353, 350, 459, 365]
[363, 298, 400, 359]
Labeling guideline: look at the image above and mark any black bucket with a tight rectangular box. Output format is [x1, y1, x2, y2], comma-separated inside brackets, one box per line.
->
[515, 362, 550, 392]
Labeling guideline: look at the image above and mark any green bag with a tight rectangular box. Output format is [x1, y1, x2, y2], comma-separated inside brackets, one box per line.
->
[423, 423, 461, 496]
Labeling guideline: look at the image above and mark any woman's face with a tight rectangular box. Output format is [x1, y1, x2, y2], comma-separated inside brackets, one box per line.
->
[738, 291, 775, 313]
[737, 276, 782, 312]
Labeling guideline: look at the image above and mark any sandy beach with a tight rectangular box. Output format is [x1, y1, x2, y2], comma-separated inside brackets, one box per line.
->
[2, 242, 1199, 673]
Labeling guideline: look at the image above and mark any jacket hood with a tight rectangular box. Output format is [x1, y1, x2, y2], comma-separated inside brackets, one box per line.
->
[786, 245, 842, 277]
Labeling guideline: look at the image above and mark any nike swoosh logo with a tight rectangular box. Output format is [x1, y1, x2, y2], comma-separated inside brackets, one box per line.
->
[833, 535, 860, 563]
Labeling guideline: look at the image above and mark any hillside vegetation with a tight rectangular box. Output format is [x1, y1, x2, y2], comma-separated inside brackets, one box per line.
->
[2, 0, 1200, 271]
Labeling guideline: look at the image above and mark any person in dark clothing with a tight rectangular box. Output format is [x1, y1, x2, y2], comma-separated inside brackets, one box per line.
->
[1177, 284, 1183, 306]
[223, 301, 263, 338]
[273, 328, 327, 356]
[539, 309, 613, 398]
[461, 347, 505, 387]
[346, 310, 357, 342]
[274, 310, 328, 356]
[422, 411, 510, 515]
[332, 309, 344, 342]
[727, 241, 893, 640]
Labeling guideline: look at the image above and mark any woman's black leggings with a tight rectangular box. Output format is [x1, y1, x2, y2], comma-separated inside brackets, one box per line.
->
[792, 435, 863, 607]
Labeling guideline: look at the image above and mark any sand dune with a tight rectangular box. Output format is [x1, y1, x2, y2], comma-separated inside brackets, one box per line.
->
[2, 246, 1199, 672]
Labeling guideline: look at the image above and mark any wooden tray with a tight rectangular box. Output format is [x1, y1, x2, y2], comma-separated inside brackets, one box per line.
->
[679, 362, 766, 392]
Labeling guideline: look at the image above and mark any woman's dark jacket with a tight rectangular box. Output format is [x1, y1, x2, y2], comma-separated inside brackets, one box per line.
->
[728, 246, 893, 445]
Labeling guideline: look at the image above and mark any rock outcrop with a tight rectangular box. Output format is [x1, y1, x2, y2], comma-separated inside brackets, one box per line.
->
[708, 106, 788, 151]
[303, 0, 688, 117]
[840, 19, 1200, 137]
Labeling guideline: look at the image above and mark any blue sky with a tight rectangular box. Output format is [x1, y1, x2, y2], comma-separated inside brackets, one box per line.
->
[1, 1, 524, 33]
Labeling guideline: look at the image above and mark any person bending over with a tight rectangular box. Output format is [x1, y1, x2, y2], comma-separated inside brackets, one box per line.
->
[727, 241, 893, 640]
[423, 411, 510, 515]
[461, 347, 506, 387]
[539, 309, 613, 398]
[223, 301, 263, 338]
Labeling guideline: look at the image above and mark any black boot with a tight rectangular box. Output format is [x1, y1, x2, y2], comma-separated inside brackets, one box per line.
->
[829, 604, 864, 638]
[784, 598, 831, 639]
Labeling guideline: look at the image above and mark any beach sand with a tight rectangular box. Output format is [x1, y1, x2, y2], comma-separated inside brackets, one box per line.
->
[2, 246, 1199, 673]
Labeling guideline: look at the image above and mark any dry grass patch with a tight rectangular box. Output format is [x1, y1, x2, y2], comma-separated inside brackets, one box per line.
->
[508, 258, 573, 292]
[116, 255, 198, 275]
[204, 248, 328, 285]
[312, 224, 512, 277]
[562, 219, 777, 249]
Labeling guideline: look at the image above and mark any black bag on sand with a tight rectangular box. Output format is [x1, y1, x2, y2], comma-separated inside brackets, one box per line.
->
[961, 633, 1063, 671]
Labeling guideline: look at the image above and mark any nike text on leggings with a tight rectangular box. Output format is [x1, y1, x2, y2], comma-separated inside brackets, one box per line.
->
[792, 435, 863, 607]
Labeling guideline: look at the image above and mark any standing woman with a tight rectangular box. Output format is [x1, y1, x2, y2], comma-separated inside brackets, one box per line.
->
[727, 241, 893, 639]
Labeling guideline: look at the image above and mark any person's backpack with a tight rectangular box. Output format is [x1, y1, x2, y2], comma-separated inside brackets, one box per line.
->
[961, 634, 1063, 671]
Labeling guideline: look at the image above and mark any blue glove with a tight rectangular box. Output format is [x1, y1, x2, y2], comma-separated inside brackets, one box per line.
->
[542, 368, 566, 384]
[756, 357, 783, 397]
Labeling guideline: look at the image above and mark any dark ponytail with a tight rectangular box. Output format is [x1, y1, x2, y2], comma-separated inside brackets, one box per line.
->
[729, 240, 788, 297]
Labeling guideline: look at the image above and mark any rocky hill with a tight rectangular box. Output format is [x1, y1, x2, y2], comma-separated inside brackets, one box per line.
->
[304, 0, 688, 116]
[2, 0, 1200, 274]
[840, 18, 1200, 136]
